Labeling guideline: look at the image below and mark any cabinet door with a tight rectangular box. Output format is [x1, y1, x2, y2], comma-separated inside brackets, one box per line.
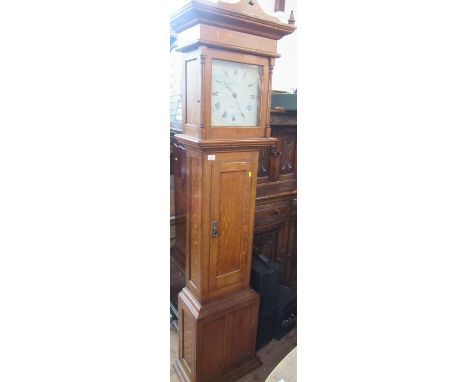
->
[209, 160, 254, 293]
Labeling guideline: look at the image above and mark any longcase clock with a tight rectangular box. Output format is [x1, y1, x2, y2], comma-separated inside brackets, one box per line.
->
[170, 1, 295, 381]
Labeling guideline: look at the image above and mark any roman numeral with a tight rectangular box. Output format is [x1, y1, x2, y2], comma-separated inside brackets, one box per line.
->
[215, 102, 221, 110]
[241, 112, 245, 119]
[247, 105, 252, 111]
[242, 73, 246, 79]
[222, 111, 227, 118]
[215, 80, 221, 83]
[224, 71, 228, 77]
[250, 95, 255, 99]
[248, 82, 254, 87]
[212, 91, 219, 96]
[232, 115, 236, 121]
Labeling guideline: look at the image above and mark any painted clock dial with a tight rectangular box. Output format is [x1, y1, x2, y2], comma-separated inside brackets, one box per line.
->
[211, 59, 262, 127]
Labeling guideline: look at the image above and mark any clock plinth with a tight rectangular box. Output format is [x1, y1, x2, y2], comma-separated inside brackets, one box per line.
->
[171, 1, 295, 381]
[175, 287, 261, 382]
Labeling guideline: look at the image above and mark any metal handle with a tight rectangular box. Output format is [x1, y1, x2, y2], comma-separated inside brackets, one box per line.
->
[211, 221, 219, 237]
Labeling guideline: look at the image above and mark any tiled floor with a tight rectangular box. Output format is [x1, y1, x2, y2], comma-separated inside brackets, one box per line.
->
[170, 322, 297, 382]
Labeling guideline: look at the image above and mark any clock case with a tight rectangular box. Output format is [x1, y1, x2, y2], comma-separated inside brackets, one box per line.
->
[180, 47, 269, 139]
[171, 2, 295, 381]
[171, 0, 295, 143]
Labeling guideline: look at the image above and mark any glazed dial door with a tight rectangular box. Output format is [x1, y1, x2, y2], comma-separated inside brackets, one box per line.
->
[211, 60, 262, 127]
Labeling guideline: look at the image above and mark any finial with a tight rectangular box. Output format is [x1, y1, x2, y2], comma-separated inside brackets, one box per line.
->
[288, 10, 295, 25]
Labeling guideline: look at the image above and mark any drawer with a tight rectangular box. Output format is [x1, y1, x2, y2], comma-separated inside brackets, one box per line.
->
[255, 201, 289, 224]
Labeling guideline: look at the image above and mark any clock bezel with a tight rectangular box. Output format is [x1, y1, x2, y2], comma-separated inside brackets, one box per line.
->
[204, 48, 270, 139]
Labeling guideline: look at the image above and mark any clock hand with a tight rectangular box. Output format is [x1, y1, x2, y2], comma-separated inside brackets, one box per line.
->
[223, 81, 243, 115]
[223, 81, 234, 94]
[222, 80, 244, 118]
[234, 96, 243, 115]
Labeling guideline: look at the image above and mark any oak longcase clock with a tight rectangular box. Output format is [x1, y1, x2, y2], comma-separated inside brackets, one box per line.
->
[171, 1, 295, 381]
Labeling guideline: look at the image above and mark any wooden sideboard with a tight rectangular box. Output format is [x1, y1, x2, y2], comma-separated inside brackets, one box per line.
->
[170, 104, 297, 316]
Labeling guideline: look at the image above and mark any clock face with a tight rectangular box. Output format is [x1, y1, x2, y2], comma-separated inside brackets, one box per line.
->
[211, 59, 262, 127]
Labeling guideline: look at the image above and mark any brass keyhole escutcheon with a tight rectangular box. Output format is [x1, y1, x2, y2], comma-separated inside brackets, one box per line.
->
[211, 221, 219, 237]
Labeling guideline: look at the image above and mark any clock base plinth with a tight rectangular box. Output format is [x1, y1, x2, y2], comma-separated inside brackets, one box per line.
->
[175, 287, 261, 382]
[174, 357, 261, 382]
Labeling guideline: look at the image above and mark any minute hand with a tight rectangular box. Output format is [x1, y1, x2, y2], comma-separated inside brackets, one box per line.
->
[224, 81, 243, 116]
[234, 95, 243, 115]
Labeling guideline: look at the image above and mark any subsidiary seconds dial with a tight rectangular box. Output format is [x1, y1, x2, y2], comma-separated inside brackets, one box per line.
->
[211, 60, 262, 127]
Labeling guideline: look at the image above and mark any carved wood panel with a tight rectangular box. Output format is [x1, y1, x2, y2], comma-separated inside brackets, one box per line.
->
[278, 133, 296, 180]
[257, 146, 271, 181]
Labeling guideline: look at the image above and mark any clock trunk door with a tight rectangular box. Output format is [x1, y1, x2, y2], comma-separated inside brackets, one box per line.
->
[208, 158, 254, 294]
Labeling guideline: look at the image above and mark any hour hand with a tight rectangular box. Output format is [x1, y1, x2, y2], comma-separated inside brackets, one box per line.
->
[223, 81, 233, 93]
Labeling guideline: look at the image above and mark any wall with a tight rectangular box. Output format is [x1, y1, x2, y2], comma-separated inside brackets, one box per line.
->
[257, 0, 297, 92]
